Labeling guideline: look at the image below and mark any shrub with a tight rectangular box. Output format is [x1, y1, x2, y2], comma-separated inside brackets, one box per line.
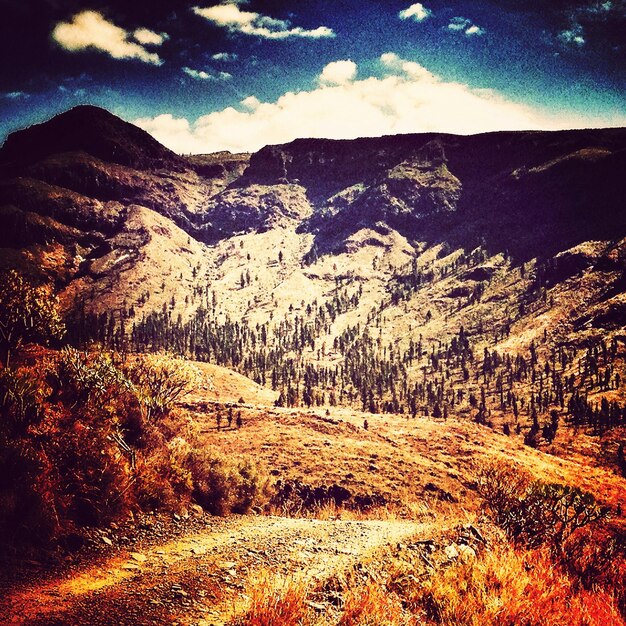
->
[54, 345, 128, 408]
[0, 348, 137, 545]
[0, 438, 56, 546]
[187, 449, 266, 515]
[0, 366, 48, 435]
[476, 460, 608, 552]
[125, 353, 199, 423]
[0, 270, 64, 368]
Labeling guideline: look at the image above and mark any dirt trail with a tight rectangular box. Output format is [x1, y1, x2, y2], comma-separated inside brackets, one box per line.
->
[1, 515, 428, 626]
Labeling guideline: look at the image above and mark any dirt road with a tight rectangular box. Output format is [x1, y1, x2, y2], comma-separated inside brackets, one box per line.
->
[1, 515, 427, 625]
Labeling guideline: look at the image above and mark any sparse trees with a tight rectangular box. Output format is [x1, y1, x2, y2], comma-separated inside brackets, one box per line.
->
[0, 270, 65, 368]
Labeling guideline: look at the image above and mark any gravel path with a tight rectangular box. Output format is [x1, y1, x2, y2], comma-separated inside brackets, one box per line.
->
[1, 515, 426, 625]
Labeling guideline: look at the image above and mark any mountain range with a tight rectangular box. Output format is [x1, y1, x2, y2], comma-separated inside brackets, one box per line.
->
[1, 105, 625, 416]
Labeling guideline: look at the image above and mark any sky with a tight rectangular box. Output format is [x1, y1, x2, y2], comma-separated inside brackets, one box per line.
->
[1, 0, 625, 154]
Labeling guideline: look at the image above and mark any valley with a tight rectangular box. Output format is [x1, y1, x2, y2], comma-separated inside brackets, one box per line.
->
[0, 106, 625, 625]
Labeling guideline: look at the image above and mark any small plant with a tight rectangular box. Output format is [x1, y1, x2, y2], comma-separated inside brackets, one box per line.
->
[233, 572, 310, 626]
[126, 353, 199, 422]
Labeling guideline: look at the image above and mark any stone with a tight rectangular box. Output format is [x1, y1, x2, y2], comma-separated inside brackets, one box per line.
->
[131, 552, 147, 563]
[190, 503, 204, 516]
[122, 563, 141, 571]
[444, 544, 459, 560]
[458, 544, 477, 560]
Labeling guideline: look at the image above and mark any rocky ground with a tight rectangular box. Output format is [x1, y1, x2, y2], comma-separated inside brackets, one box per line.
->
[0, 512, 437, 626]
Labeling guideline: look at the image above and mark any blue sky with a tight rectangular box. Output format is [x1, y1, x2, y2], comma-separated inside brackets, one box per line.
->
[1, 1, 625, 153]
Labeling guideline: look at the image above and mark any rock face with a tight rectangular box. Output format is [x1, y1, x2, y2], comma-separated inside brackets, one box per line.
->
[0, 105, 625, 340]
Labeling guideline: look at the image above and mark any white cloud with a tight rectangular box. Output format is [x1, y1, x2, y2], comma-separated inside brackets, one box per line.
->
[399, 3, 432, 22]
[380, 52, 435, 81]
[558, 25, 586, 47]
[448, 17, 485, 37]
[211, 52, 238, 61]
[3, 91, 29, 99]
[241, 95, 261, 110]
[134, 114, 206, 153]
[52, 11, 166, 65]
[192, 4, 335, 40]
[134, 53, 618, 155]
[133, 28, 169, 46]
[319, 60, 357, 86]
[183, 66, 232, 81]
[464, 25, 485, 36]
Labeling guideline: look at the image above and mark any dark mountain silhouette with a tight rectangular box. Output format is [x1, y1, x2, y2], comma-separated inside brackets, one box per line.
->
[0, 105, 185, 171]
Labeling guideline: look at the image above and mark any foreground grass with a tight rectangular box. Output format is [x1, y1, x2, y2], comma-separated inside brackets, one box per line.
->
[228, 538, 625, 626]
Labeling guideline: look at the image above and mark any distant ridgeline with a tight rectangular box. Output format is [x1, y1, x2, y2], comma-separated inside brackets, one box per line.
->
[1, 106, 626, 445]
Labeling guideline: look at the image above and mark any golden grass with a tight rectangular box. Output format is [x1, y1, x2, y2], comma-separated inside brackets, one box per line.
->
[177, 398, 626, 523]
[233, 572, 312, 626]
[404, 545, 626, 626]
[339, 579, 411, 626]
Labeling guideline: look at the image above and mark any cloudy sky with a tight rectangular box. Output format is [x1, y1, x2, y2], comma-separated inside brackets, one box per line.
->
[1, 0, 625, 154]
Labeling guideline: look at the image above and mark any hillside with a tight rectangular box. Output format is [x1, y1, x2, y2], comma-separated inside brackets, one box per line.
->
[1, 107, 626, 443]
[1, 107, 626, 623]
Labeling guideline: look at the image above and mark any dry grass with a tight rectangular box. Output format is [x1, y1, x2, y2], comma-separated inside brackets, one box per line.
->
[265, 498, 431, 522]
[233, 572, 312, 626]
[339, 579, 410, 626]
[177, 397, 626, 522]
[224, 535, 626, 626]
[403, 545, 625, 626]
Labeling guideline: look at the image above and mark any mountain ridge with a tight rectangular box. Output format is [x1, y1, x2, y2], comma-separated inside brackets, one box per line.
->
[1, 107, 625, 371]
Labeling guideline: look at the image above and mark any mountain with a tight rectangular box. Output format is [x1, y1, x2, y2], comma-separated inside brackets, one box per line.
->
[1, 106, 625, 424]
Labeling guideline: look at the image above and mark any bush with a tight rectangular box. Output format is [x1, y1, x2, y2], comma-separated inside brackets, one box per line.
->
[187, 448, 266, 515]
[125, 353, 199, 423]
[0, 439, 57, 547]
[0, 270, 65, 368]
[54, 345, 128, 408]
[0, 348, 137, 545]
[0, 366, 48, 435]
[476, 460, 608, 552]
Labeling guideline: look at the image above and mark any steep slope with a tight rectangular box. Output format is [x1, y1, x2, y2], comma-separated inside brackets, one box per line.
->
[1, 108, 626, 444]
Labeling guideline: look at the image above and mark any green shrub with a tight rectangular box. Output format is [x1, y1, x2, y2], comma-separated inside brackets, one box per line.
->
[477, 460, 608, 552]
[55, 345, 128, 408]
[187, 448, 266, 515]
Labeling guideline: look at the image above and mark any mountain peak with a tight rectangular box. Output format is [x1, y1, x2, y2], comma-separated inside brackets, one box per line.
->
[0, 105, 184, 170]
